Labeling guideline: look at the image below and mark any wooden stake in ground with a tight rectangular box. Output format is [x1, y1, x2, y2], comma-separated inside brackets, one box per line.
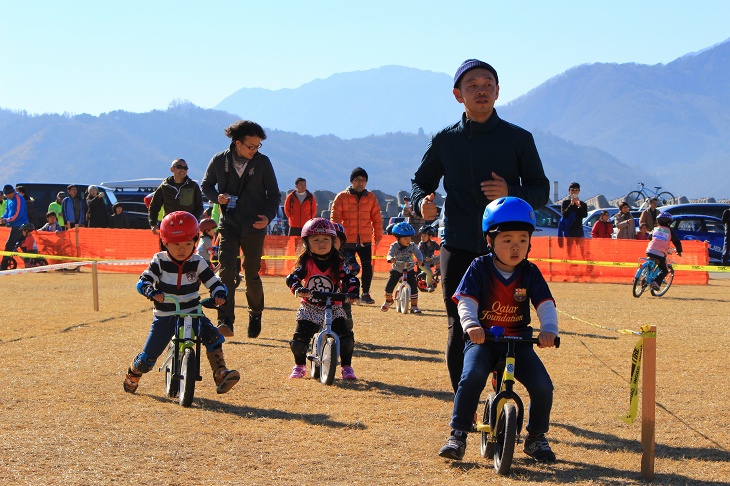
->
[641, 325, 656, 479]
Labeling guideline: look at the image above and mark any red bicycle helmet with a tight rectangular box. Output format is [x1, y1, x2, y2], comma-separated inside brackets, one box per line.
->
[301, 218, 337, 238]
[159, 211, 199, 245]
[143, 193, 154, 210]
[199, 218, 217, 233]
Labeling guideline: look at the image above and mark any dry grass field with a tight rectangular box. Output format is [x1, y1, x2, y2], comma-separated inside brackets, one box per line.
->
[1, 270, 729, 485]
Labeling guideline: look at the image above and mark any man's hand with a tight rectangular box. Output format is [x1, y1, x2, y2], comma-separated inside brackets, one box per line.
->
[253, 215, 269, 229]
[466, 326, 486, 344]
[420, 193, 437, 220]
[480, 172, 508, 201]
[217, 193, 230, 205]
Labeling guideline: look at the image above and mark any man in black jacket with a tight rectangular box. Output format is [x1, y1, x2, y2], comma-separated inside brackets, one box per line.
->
[149, 159, 204, 233]
[410, 59, 550, 394]
[201, 120, 281, 338]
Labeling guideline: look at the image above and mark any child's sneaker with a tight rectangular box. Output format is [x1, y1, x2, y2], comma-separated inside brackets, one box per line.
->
[438, 430, 467, 460]
[123, 367, 142, 394]
[213, 368, 240, 394]
[289, 364, 307, 379]
[426, 285, 435, 293]
[410, 306, 422, 314]
[523, 434, 556, 462]
[341, 366, 357, 380]
[381, 301, 391, 312]
[651, 282, 660, 291]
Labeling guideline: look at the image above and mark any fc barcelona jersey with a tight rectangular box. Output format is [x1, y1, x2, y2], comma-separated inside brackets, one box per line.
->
[452, 256, 554, 336]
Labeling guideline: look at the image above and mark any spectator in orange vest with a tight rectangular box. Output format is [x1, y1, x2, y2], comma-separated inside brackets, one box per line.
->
[284, 177, 317, 236]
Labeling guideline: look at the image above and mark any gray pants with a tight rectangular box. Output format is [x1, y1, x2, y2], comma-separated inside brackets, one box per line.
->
[217, 229, 265, 324]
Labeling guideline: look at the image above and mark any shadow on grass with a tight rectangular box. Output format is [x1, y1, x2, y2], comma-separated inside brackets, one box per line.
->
[355, 340, 443, 363]
[144, 393, 366, 430]
[344, 379, 453, 402]
[657, 295, 728, 304]
[558, 330, 619, 341]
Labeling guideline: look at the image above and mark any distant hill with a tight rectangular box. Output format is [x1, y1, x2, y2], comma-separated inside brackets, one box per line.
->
[215, 65, 463, 139]
[499, 39, 730, 198]
[0, 103, 640, 200]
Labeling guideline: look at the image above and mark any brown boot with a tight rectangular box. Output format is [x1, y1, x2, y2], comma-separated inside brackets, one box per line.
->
[123, 365, 143, 394]
[206, 349, 240, 394]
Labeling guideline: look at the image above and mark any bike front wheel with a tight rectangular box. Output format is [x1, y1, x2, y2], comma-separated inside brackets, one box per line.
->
[480, 393, 496, 458]
[657, 191, 675, 206]
[320, 336, 337, 385]
[494, 402, 517, 476]
[651, 266, 674, 297]
[397, 284, 411, 314]
[626, 191, 646, 208]
[179, 348, 197, 407]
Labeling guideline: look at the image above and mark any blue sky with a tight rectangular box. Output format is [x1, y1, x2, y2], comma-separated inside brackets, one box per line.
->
[1, 0, 729, 116]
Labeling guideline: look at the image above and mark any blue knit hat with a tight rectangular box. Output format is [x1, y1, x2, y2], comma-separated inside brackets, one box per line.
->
[453, 59, 499, 88]
[2, 184, 15, 195]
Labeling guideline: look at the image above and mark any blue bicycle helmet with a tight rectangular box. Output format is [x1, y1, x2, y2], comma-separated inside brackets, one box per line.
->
[333, 222, 347, 242]
[657, 211, 673, 226]
[481, 197, 536, 236]
[392, 222, 415, 236]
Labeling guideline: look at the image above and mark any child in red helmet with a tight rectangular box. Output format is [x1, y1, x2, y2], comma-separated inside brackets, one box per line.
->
[123, 211, 240, 395]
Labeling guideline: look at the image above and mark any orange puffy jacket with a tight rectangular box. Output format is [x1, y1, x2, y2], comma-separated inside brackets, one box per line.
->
[330, 187, 383, 246]
[284, 190, 317, 229]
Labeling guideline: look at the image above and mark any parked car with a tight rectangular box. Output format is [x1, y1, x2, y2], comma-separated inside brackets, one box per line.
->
[267, 205, 288, 235]
[669, 214, 725, 263]
[15, 182, 118, 229]
[657, 202, 730, 220]
[533, 205, 562, 236]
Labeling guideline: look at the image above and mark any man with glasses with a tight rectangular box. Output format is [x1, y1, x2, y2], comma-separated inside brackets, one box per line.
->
[148, 158, 204, 234]
[331, 167, 383, 305]
[202, 120, 281, 338]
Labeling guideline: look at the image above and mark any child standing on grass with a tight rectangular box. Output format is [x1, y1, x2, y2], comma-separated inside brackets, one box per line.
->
[381, 222, 423, 314]
[285, 218, 360, 380]
[417, 224, 439, 292]
[123, 211, 239, 395]
[197, 218, 219, 269]
[438, 197, 559, 463]
[333, 223, 359, 329]
[646, 212, 682, 291]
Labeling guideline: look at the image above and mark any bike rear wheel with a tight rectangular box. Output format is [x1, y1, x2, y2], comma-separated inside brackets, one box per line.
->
[657, 191, 675, 206]
[494, 402, 517, 476]
[320, 336, 337, 385]
[179, 347, 197, 407]
[632, 265, 649, 298]
[480, 393, 496, 458]
[626, 191, 646, 208]
[651, 266, 674, 297]
[162, 344, 178, 398]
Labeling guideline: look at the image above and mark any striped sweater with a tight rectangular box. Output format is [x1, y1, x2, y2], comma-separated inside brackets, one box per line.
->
[137, 252, 227, 317]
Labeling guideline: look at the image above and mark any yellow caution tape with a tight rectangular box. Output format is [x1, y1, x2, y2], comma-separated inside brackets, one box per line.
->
[530, 257, 727, 272]
[618, 325, 656, 424]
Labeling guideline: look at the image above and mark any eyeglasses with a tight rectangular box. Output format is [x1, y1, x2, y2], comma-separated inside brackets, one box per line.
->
[352, 177, 367, 183]
[240, 141, 262, 150]
[173, 165, 189, 170]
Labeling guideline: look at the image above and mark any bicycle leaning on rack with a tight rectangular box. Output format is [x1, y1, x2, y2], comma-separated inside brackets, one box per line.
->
[632, 249, 678, 298]
[625, 182, 675, 209]
[476, 326, 560, 476]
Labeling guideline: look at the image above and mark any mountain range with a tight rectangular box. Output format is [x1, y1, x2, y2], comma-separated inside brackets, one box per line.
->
[3, 40, 729, 200]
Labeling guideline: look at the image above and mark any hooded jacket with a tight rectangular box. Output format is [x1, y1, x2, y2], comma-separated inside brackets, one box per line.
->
[201, 144, 281, 236]
[149, 175, 204, 228]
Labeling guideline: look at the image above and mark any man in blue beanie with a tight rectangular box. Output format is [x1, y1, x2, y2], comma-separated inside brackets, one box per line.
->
[410, 58, 551, 457]
[1, 184, 29, 270]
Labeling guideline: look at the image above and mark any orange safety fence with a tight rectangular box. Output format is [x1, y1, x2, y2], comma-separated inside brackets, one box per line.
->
[1, 228, 710, 284]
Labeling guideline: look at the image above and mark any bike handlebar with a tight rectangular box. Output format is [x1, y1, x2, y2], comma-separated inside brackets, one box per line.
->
[481, 328, 560, 348]
[309, 291, 349, 302]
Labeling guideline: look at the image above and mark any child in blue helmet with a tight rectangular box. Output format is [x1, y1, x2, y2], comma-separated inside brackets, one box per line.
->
[381, 222, 424, 314]
[438, 197, 559, 463]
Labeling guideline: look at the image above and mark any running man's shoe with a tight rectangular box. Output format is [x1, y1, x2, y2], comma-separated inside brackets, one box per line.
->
[360, 293, 375, 304]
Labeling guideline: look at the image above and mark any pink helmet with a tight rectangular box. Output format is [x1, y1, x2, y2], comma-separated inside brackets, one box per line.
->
[301, 218, 337, 239]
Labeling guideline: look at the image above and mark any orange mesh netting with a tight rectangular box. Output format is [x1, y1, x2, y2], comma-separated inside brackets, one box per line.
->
[0, 228, 710, 284]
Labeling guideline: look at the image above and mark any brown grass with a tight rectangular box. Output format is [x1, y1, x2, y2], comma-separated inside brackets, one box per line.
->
[1, 271, 729, 485]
